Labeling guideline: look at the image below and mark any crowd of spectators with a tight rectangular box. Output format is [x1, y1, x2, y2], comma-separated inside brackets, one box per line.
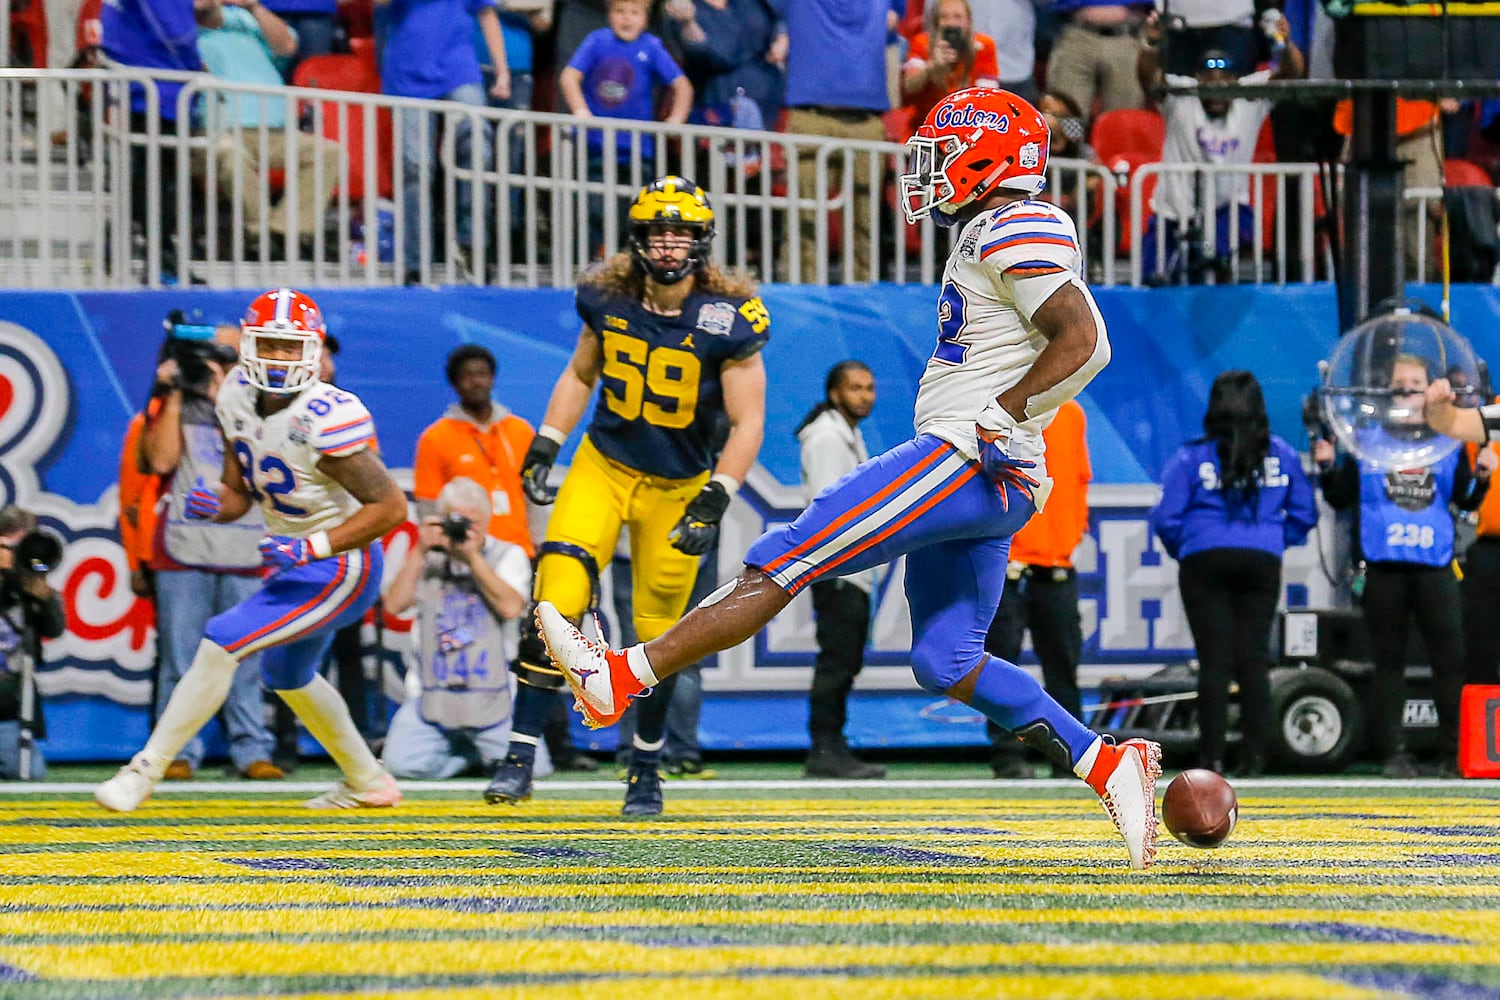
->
[0, 1, 1486, 283]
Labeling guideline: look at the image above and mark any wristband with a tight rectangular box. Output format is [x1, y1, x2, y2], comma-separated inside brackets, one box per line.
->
[710, 473, 741, 497]
[308, 530, 333, 560]
[538, 424, 568, 446]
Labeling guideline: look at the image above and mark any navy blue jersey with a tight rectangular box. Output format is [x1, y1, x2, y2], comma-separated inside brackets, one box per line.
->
[577, 281, 769, 480]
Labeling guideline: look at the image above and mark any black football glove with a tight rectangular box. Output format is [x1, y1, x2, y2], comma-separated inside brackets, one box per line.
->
[520, 434, 561, 505]
[669, 480, 731, 555]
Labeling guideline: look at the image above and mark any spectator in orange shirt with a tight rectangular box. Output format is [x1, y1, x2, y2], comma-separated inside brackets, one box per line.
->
[1462, 434, 1500, 686]
[118, 408, 163, 601]
[413, 345, 536, 556]
[901, 0, 999, 131]
[985, 399, 1090, 778]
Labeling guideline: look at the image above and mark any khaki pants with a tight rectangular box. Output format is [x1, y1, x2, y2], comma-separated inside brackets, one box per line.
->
[1398, 127, 1443, 280]
[215, 131, 342, 241]
[1046, 23, 1145, 115]
[786, 108, 887, 284]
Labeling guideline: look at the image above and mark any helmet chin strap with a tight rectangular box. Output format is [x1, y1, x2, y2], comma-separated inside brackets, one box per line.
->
[947, 157, 1014, 213]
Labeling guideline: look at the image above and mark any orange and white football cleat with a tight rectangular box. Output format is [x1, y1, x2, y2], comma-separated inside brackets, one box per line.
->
[1084, 737, 1163, 870]
[534, 601, 645, 729]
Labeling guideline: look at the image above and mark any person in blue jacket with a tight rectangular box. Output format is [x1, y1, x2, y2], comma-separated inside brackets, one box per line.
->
[1314, 352, 1485, 777]
[1152, 370, 1317, 776]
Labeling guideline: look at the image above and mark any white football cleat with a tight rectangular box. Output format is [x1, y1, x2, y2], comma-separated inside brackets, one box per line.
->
[534, 601, 642, 729]
[1085, 737, 1162, 870]
[94, 754, 159, 813]
[305, 771, 402, 809]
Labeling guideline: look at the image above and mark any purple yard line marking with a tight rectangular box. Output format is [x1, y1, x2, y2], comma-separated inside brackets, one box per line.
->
[223, 858, 337, 871]
[842, 845, 984, 864]
[1410, 854, 1500, 866]
[400, 897, 561, 914]
[1386, 826, 1500, 838]
[1277, 922, 1465, 946]
[1335, 973, 1500, 999]
[0, 962, 33, 983]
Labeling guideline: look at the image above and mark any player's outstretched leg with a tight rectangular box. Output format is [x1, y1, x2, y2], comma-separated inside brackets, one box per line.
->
[275, 672, 400, 809]
[95, 639, 243, 812]
[536, 570, 790, 728]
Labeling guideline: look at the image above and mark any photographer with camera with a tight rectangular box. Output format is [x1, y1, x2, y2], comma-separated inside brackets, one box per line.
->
[0, 506, 65, 780]
[139, 311, 282, 782]
[901, 0, 999, 129]
[382, 477, 535, 780]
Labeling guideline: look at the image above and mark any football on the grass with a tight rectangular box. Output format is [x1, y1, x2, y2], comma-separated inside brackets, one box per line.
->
[1162, 769, 1238, 848]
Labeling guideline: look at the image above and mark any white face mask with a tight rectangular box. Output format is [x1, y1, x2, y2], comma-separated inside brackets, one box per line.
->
[240, 327, 322, 394]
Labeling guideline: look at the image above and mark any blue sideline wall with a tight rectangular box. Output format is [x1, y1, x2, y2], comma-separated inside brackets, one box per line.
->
[2, 282, 1493, 759]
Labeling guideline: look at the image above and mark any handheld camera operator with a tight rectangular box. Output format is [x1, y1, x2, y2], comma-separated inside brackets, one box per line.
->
[139, 311, 282, 781]
[0, 507, 65, 780]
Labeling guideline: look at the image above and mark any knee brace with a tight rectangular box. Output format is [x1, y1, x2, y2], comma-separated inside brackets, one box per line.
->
[534, 541, 602, 623]
[511, 613, 566, 691]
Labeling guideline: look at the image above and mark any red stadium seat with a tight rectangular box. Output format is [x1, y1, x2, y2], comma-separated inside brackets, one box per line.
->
[10, 0, 47, 67]
[1091, 108, 1165, 165]
[293, 54, 393, 200]
[1445, 158, 1493, 187]
[1092, 111, 1165, 255]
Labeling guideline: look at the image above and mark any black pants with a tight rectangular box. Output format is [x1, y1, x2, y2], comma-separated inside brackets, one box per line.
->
[984, 568, 1083, 757]
[808, 579, 871, 745]
[1463, 538, 1500, 686]
[1179, 548, 1282, 768]
[127, 111, 186, 274]
[1361, 562, 1463, 757]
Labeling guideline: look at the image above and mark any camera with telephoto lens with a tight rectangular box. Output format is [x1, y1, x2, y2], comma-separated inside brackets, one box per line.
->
[10, 530, 62, 576]
[161, 310, 238, 398]
[440, 514, 472, 546]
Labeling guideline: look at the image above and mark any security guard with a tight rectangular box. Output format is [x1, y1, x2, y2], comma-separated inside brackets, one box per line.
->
[485, 176, 770, 815]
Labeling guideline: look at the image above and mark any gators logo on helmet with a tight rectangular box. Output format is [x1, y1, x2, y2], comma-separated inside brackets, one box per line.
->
[900, 87, 1050, 226]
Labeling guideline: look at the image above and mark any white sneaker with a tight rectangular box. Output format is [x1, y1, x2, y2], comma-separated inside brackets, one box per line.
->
[534, 601, 642, 729]
[94, 754, 159, 813]
[305, 771, 402, 809]
[1084, 738, 1163, 870]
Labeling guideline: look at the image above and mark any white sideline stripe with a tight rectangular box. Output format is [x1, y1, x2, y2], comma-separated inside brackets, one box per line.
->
[5, 778, 1497, 795]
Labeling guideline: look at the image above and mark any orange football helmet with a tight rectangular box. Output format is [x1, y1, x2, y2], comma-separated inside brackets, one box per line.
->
[900, 87, 1050, 225]
[240, 288, 326, 394]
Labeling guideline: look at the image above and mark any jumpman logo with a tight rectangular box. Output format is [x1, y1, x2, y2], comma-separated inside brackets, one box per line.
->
[573, 667, 599, 684]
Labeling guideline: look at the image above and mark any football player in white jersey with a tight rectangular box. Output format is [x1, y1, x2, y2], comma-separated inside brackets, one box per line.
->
[536, 89, 1165, 870]
[96, 288, 409, 812]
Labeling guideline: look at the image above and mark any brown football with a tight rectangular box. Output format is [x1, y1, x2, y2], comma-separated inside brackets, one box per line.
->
[1161, 769, 1238, 848]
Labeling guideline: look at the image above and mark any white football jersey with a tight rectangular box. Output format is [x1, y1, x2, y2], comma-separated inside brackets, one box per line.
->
[216, 369, 377, 538]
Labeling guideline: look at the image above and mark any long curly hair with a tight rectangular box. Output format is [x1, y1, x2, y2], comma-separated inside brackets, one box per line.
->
[1201, 369, 1271, 510]
[579, 253, 759, 302]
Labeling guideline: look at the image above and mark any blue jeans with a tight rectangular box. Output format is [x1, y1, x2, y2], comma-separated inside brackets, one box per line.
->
[155, 569, 273, 771]
[0, 721, 45, 780]
[488, 71, 535, 238]
[399, 82, 490, 274]
[382, 700, 524, 779]
[1140, 204, 1258, 285]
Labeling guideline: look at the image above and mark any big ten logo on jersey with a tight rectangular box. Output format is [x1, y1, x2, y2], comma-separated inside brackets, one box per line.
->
[0, 322, 157, 704]
[708, 479, 1334, 693]
[601, 330, 701, 429]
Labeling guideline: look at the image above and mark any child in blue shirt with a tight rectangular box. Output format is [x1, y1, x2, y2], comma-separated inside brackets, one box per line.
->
[560, 0, 692, 162]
